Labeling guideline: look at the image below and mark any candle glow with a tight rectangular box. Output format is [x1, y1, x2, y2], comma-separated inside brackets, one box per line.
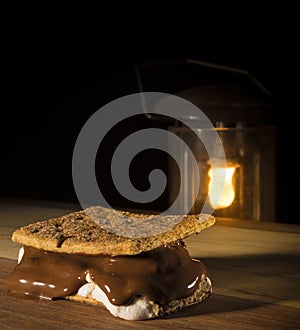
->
[208, 167, 236, 209]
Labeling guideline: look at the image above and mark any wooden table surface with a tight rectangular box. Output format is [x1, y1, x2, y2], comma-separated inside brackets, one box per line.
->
[1, 198, 300, 329]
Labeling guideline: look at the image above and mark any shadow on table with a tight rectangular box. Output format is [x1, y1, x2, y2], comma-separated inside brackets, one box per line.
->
[162, 293, 263, 320]
[164, 252, 300, 320]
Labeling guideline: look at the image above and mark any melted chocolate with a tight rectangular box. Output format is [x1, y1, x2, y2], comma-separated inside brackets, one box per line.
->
[6, 242, 208, 305]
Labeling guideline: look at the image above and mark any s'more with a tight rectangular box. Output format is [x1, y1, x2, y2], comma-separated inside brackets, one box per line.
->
[6, 206, 215, 320]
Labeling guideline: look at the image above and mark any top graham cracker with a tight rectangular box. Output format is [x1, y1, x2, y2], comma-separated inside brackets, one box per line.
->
[11, 206, 215, 255]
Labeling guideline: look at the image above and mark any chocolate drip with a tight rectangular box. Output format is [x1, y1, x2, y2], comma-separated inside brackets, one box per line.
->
[7, 242, 208, 305]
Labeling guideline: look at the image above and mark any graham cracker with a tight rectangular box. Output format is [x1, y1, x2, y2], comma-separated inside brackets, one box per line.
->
[11, 206, 215, 255]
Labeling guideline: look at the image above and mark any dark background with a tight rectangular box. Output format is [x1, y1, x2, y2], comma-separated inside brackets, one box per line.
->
[0, 16, 297, 223]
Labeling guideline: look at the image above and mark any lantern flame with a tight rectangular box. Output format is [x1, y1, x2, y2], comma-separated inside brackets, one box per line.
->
[208, 167, 236, 209]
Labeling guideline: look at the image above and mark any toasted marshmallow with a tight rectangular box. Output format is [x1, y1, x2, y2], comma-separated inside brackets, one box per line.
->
[77, 272, 158, 320]
[18, 247, 24, 264]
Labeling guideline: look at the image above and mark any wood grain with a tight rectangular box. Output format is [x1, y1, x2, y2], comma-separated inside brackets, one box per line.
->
[1, 258, 299, 330]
